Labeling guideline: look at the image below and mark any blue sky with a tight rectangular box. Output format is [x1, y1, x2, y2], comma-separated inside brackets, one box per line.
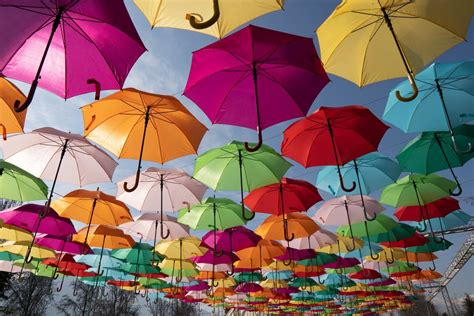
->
[4, 1, 473, 313]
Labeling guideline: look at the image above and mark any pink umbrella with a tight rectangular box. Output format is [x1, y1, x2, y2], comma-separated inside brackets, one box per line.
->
[274, 248, 316, 263]
[0, 1, 145, 111]
[35, 235, 92, 255]
[192, 250, 238, 265]
[235, 282, 262, 293]
[367, 278, 397, 287]
[273, 287, 299, 295]
[119, 213, 190, 242]
[288, 229, 337, 250]
[323, 257, 360, 269]
[184, 25, 329, 151]
[184, 281, 209, 292]
[117, 167, 206, 241]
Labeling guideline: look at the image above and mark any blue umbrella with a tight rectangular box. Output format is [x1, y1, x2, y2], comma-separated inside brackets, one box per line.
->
[264, 270, 293, 280]
[319, 274, 355, 289]
[415, 210, 472, 232]
[343, 243, 383, 259]
[383, 60, 474, 153]
[74, 248, 124, 274]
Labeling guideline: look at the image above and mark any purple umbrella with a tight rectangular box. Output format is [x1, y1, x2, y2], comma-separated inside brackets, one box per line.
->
[191, 250, 238, 265]
[0, 0, 146, 111]
[35, 235, 92, 255]
[184, 25, 328, 151]
[273, 286, 299, 295]
[235, 282, 262, 293]
[323, 257, 360, 269]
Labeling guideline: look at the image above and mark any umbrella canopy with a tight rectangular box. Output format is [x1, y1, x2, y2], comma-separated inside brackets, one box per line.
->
[417, 210, 472, 231]
[120, 213, 190, 241]
[133, 0, 285, 38]
[53, 189, 132, 227]
[35, 235, 91, 255]
[0, 127, 117, 187]
[383, 60, 474, 132]
[0, 77, 26, 139]
[159, 258, 198, 278]
[73, 225, 135, 250]
[0, 224, 32, 243]
[0, 240, 55, 260]
[255, 213, 320, 241]
[0, 204, 76, 237]
[75, 249, 124, 271]
[156, 237, 208, 260]
[317, 0, 472, 101]
[184, 25, 328, 150]
[394, 197, 460, 222]
[244, 177, 322, 216]
[201, 226, 261, 253]
[236, 240, 285, 262]
[0, 159, 48, 202]
[289, 229, 337, 250]
[316, 152, 401, 196]
[111, 243, 154, 265]
[0, 1, 145, 110]
[82, 88, 207, 192]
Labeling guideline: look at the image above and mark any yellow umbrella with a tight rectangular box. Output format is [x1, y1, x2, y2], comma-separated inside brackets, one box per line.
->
[260, 279, 287, 289]
[0, 241, 55, 259]
[365, 247, 407, 262]
[318, 235, 364, 254]
[81, 88, 207, 192]
[0, 77, 26, 140]
[133, 0, 284, 38]
[155, 236, 207, 259]
[0, 224, 32, 242]
[212, 277, 236, 289]
[317, 0, 473, 101]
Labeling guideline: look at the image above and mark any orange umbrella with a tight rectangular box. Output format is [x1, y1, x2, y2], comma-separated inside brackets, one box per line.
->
[81, 88, 207, 192]
[213, 287, 236, 297]
[413, 269, 442, 281]
[0, 77, 26, 140]
[255, 212, 320, 241]
[236, 239, 285, 262]
[72, 225, 135, 249]
[234, 258, 272, 270]
[401, 252, 438, 263]
[53, 189, 133, 253]
[196, 271, 227, 280]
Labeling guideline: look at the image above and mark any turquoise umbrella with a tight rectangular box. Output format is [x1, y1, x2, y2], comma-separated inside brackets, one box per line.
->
[265, 270, 293, 280]
[317, 152, 401, 197]
[319, 274, 355, 289]
[383, 60, 474, 153]
[416, 210, 472, 232]
[74, 248, 124, 275]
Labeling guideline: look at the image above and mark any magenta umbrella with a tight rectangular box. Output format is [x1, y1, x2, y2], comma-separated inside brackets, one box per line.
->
[184, 25, 329, 151]
[235, 282, 263, 293]
[191, 250, 238, 265]
[323, 257, 360, 269]
[273, 287, 299, 295]
[184, 281, 209, 292]
[0, 0, 146, 111]
[35, 235, 92, 255]
[274, 248, 316, 264]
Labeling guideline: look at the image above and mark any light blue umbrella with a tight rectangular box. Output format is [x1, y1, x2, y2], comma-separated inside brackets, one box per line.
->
[319, 274, 355, 289]
[86, 267, 134, 281]
[383, 60, 474, 152]
[317, 152, 401, 196]
[74, 248, 124, 274]
[264, 270, 293, 280]
[415, 210, 472, 231]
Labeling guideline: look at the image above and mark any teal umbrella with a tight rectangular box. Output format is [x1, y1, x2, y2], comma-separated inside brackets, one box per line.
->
[0, 159, 48, 201]
[193, 141, 291, 220]
[383, 60, 474, 153]
[407, 236, 452, 253]
[397, 124, 474, 196]
[416, 210, 472, 232]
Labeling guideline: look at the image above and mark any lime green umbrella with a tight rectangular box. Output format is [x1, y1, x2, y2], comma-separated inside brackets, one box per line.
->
[338, 214, 398, 260]
[0, 159, 48, 201]
[32, 263, 57, 278]
[381, 261, 419, 274]
[178, 196, 251, 257]
[138, 277, 168, 289]
[397, 125, 474, 196]
[380, 174, 456, 235]
[193, 141, 291, 220]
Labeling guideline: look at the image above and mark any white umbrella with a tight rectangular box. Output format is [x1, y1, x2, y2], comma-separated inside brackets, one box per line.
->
[120, 213, 189, 241]
[117, 167, 206, 241]
[288, 228, 337, 250]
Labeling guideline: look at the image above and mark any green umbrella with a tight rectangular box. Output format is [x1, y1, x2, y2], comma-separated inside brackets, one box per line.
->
[289, 277, 317, 289]
[337, 214, 398, 260]
[193, 141, 291, 220]
[397, 125, 474, 196]
[0, 252, 22, 262]
[299, 253, 339, 266]
[138, 277, 168, 289]
[407, 236, 452, 253]
[120, 262, 161, 275]
[326, 265, 361, 275]
[234, 272, 263, 283]
[178, 196, 251, 257]
[0, 159, 48, 201]
[380, 174, 456, 235]
[111, 243, 154, 264]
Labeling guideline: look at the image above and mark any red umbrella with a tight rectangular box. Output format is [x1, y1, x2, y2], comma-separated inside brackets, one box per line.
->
[349, 269, 381, 280]
[244, 177, 321, 241]
[379, 233, 428, 248]
[394, 197, 460, 222]
[281, 106, 388, 192]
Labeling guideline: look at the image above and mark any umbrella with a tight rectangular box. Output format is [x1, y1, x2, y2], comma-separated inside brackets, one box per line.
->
[133, 0, 284, 38]
[236, 240, 285, 270]
[0, 77, 26, 139]
[0, 240, 55, 261]
[417, 210, 472, 232]
[35, 235, 92, 256]
[289, 229, 337, 250]
[158, 258, 198, 279]
[0, 224, 32, 243]
[255, 213, 320, 242]
[396, 125, 474, 195]
[316, 152, 401, 206]
[380, 173, 456, 235]
[317, 0, 473, 101]
[337, 214, 398, 260]
[193, 141, 291, 220]
[116, 167, 206, 240]
[184, 25, 328, 151]
[0, 160, 47, 201]
[0, 1, 145, 111]
[394, 197, 460, 222]
[383, 60, 474, 151]
[314, 195, 384, 250]
[282, 106, 388, 192]
[244, 177, 322, 241]
[81, 89, 207, 192]
[52, 189, 132, 253]
[178, 197, 251, 257]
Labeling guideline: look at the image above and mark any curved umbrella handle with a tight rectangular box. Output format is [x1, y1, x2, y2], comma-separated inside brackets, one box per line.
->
[210, 278, 219, 287]
[385, 249, 395, 264]
[141, 290, 147, 298]
[14, 81, 36, 112]
[242, 204, 255, 221]
[56, 274, 65, 292]
[183, 201, 191, 212]
[429, 258, 437, 272]
[87, 79, 101, 100]
[343, 201, 357, 252]
[73, 276, 79, 296]
[395, 75, 419, 102]
[338, 171, 356, 192]
[452, 135, 473, 154]
[160, 220, 170, 240]
[226, 264, 234, 276]
[244, 127, 263, 152]
[284, 227, 295, 242]
[365, 222, 379, 260]
[186, 0, 220, 30]
[317, 274, 325, 285]
[416, 219, 427, 233]
[123, 169, 141, 193]
[282, 258, 292, 267]
[0, 124, 6, 141]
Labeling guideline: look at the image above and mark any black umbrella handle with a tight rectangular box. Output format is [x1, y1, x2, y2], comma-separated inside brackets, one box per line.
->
[238, 150, 255, 221]
[15, 7, 65, 112]
[245, 62, 263, 152]
[87, 79, 101, 100]
[353, 160, 376, 221]
[160, 176, 170, 239]
[343, 200, 357, 252]
[124, 107, 151, 192]
[434, 133, 463, 196]
[186, 0, 220, 30]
